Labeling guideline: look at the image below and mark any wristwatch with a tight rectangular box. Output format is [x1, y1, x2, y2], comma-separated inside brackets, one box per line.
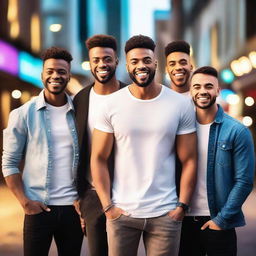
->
[176, 201, 189, 212]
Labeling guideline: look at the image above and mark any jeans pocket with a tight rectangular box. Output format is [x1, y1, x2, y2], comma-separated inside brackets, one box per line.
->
[107, 214, 123, 222]
[166, 213, 182, 223]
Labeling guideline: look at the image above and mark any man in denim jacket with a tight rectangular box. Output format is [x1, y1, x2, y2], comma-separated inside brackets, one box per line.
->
[179, 66, 255, 256]
[2, 47, 83, 256]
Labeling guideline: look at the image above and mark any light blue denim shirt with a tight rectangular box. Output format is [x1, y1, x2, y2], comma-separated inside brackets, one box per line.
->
[207, 105, 255, 229]
[2, 90, 79, 205]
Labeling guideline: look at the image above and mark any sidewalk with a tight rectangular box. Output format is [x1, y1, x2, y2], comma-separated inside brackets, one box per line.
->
[0, 184, 255, 256]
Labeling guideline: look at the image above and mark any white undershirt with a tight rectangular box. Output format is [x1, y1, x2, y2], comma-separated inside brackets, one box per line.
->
[87, 88, 112, 184]
[46, 103, 77, 205]
[95, 85, 196, 217]
[187, 121, 211, 216]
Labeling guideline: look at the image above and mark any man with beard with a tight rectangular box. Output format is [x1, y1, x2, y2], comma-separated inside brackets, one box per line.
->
[165, 40, 193, 95]
[90, 35, 197, 256]
[73, 34, 126, 256]
[2, 47, 83, 256]
[179, 66, 255, 256]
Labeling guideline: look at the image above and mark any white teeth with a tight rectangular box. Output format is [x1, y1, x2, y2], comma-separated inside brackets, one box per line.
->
[50, 82, 60, 85]
[98, 71, 107, 74]
[198, 97, 208, 100]
[137, 72, 147, 77]
[174, 73, 183, 77]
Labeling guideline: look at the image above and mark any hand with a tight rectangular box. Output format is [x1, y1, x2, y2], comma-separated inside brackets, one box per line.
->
[73, 200, 86, 232]
[201, 220, 222, 230]
[105, 206, 127, 220]
[23, 199, 51, 215]
[168, 207, 185, 221]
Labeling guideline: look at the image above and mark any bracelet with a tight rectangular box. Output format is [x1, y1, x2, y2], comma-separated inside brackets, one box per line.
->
[103, 203, 114, 213]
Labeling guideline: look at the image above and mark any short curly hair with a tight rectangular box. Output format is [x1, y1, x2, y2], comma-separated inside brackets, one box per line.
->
[192, 66, 218, 79]
[165, 40, 190, 57]
[41, 46, 73, 63]
[125, 35, 156, 54]
[86, 34, 117, 51]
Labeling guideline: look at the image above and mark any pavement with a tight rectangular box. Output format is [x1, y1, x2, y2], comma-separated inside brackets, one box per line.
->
[0, 184, 255, 256]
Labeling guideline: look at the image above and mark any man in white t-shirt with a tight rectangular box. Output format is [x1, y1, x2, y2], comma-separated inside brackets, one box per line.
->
[2, 47, 83, 255]
[165, 40, 193, 96]
[179, 66, 255, 256]
[91, 35, 197, 256]
[73, 34, 126, 256]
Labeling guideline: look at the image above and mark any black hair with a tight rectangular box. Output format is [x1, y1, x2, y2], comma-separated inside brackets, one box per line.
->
[164, 40, 190, 57]
[125, 34, 156, 54]
[41, 46, 73, 63]
[192, 66, 218, 78]
[86, 34, 117, 51]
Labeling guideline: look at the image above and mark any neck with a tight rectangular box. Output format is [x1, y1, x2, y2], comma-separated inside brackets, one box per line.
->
[93, 77, 120, 95]
[129, 81, 161, 100]
[196, 104, 218, 124]
[44, 91, 67, 107]
[171, 83, 189, 94]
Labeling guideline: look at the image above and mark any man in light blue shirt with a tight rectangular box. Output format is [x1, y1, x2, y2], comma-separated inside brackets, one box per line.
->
[2, 47, 83, 256]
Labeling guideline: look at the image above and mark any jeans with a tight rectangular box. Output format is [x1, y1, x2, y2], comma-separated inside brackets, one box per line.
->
[23, 205, 83, 256]
[106, 214, 182, 256]
[80, 189, 108, 256]
[179, 216, 237, 256]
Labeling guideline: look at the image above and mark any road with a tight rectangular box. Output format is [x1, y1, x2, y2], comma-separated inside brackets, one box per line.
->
[0, 185, 255, 256]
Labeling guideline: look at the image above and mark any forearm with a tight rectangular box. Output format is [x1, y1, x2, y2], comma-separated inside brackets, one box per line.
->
[91, 156, 112, 209]
[179, 158, 197, 204]
[5, 173, 30, 208]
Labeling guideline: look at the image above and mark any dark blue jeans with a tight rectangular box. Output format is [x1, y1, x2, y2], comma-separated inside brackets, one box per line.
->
[23, 205, 83, 256]
[179, 216, 237, 256]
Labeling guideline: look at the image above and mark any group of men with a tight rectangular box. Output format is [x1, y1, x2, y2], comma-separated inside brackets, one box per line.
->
[2, 34, 254, 256]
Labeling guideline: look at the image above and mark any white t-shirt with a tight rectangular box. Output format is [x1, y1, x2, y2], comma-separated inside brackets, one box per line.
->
[46, 103, 78, 205]
[87, 88, 112, 184]
[95, 85, 196, 218]
[187, 121, 211, 216]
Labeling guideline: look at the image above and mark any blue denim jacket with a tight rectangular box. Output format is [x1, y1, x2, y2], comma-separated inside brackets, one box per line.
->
[2, 90, 79, 204]
[207, 105, 255, 229]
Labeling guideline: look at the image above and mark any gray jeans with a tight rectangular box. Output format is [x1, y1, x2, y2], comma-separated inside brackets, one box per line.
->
[106, 214, 182, 256]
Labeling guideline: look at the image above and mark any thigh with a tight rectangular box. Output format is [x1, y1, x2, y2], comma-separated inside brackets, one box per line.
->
[179, 216, 207, 256]
[86, 213, 108, 256]
[204, 228, 237, 256]
[23, 211, 54, 256]
[106, 215, 142, 256]
[54, 206, 84, 256]
[80, 190, 108, 256]
[144, 214, 182, 256]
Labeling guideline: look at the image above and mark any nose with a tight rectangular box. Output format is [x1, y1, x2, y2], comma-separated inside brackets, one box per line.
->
[98, 60, 107, 68]
[52, 71, 60, 79]
[137, 61, 146, 69]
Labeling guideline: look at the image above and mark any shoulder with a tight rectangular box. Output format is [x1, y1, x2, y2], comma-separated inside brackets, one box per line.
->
[73, 84, 93, 104]
[222, 113, 250, 135]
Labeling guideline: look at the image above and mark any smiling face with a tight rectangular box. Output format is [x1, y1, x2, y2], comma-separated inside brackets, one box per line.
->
[166, 51, 192, 92]
[41, 58, 70, 96]
[126, 48, 157, 87]
[89, 47, 118, 84]
[190, 73, 220, 109]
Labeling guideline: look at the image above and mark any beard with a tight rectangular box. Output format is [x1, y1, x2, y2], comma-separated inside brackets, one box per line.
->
[193, 94, 217, 109]
[91, 67, 116, 84]
[128, 68, 155, 88]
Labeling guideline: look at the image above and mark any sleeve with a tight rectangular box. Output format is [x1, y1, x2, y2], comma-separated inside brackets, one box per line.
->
[212, 126, 255, 229]
[2, 108, 27, 177]
[177, 98, 196, 135]
[94, 101, 114, 134]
